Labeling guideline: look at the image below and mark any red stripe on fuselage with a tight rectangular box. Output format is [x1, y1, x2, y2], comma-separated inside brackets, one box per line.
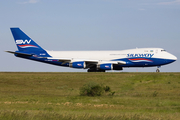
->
[128, 58, 152, 62]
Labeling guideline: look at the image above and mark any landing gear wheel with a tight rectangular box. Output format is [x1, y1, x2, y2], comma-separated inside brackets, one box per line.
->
[156, 68, 160, 72]
[87, 69, 105, 72]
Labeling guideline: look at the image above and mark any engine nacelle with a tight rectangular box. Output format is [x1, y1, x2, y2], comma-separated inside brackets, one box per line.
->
[97, 64, 123, 70]
[69, 61, 86, 68]
[97, 63, 113, 70]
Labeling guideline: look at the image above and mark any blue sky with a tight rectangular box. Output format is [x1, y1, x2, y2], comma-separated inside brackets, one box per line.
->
[1, 0, 180, 72]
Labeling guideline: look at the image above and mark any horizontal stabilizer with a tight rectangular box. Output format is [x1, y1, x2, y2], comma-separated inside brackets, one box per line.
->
[6, 51, 32, 56]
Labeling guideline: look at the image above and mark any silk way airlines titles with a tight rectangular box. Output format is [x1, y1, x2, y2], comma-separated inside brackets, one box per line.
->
[127, 54, 154, 58]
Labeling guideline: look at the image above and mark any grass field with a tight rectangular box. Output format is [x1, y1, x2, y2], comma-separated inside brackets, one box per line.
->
[0, 72, 180, 120]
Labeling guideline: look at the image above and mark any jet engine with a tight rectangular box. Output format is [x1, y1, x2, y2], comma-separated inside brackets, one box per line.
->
[97, 63, 113, 70]
[97, 63, 123, 70]
[69, 61, 86, 68]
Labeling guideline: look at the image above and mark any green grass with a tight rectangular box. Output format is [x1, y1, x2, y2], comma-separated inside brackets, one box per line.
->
[0, 72, 180, 120]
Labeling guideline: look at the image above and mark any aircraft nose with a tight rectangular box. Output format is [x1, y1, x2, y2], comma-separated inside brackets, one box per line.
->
[168, 53, 177, 61]
[171, 54, 177, 61]
[164, 53, 177, 64]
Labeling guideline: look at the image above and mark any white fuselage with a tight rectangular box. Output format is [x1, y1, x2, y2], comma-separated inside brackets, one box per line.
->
[47, 48, 177, 61]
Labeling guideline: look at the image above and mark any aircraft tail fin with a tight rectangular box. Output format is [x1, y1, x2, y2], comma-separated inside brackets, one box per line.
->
[10, 28, 51, 57]
[10, 28, 45, 52]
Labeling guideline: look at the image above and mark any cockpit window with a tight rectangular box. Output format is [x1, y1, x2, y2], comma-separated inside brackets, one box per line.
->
[161, 50, 166, 52]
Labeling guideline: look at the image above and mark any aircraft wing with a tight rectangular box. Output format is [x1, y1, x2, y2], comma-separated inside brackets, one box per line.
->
[47, 57, 126, 68]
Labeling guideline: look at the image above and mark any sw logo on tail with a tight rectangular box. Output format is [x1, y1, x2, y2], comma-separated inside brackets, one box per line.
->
[16, 39, 38, 48]
[16, 40, 31, 44]
[6, 28, 177, 72]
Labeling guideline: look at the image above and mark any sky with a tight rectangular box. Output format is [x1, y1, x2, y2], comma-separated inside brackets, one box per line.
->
[1, 0, 180, 72]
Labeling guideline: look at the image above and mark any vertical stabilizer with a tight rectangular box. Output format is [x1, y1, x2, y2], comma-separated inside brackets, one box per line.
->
[10, 28, 51, 57]
[11, 28, 45, 52]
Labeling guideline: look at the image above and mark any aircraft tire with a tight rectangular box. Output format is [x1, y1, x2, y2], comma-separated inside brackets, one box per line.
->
[156, 69, 160, 73]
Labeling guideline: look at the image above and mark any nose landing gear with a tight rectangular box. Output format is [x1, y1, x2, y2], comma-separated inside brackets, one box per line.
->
[156, 66, 161, 72]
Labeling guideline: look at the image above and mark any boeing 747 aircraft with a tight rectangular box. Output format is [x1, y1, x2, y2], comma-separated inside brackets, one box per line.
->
[6, 28, 177, 72]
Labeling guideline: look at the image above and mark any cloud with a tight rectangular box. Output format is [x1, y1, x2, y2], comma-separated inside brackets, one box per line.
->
[158, 0, 180, 5]
[19, 0, 40, 4]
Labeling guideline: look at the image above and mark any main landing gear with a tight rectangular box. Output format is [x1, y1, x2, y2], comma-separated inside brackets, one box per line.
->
[156, 66, 161, 72]
[87, 69, 105, 72]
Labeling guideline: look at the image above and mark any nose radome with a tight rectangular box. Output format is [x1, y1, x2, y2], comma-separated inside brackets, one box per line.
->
[173, 55, 177, 60]
[168, 53, 177, 60]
